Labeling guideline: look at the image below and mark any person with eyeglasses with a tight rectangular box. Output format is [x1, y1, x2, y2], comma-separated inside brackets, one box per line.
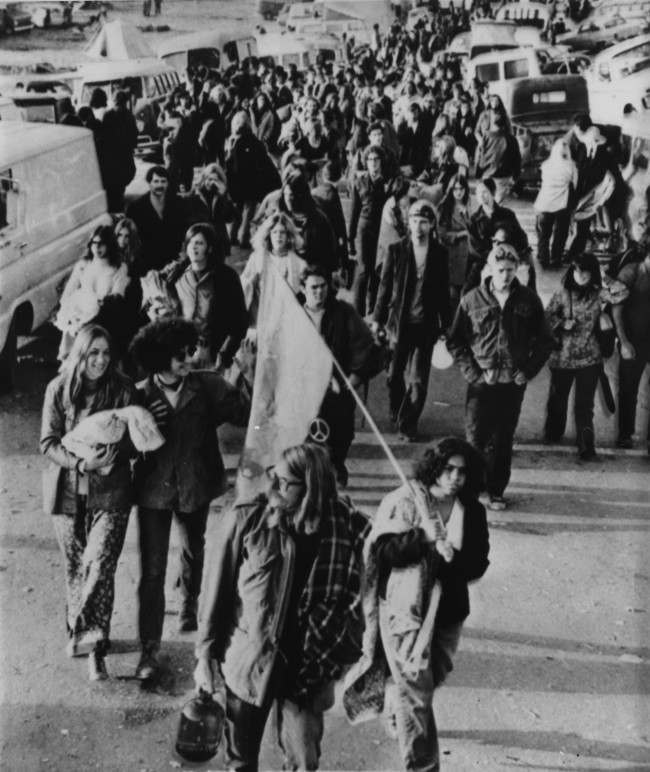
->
[127, 318, 251, 681]
[55, 225, 130, 361]
[193, 442, 369, 771]
[344, 438, 489, 772]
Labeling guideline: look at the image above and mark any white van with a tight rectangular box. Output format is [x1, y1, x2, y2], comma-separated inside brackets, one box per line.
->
[0, 122, 110, 387]
[587, 33, 650, 123]
[255, 31, 343, 69]
[156, 31, 258, 74]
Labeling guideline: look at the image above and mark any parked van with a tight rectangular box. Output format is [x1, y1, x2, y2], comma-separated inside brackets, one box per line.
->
[0, 122, 110, 387]
[255, 31, 343, 69]
[69, 58, 181, 154]
[587, 33, 650, 124]
[156, 31, 258, 74]
[467, 47, 545, 99]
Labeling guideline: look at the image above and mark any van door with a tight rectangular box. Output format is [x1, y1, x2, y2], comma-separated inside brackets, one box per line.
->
[0, 166, 26, 347]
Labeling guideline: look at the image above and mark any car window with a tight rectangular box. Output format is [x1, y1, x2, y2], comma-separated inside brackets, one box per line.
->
[0, 169, 15, 231]
[476, 62, 499, 82]
[504, 58, 530, 79]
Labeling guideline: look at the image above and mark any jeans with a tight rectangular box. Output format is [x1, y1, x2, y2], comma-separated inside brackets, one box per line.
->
[352, 220, 381, 317]
[137, 505, 209, 646]
[223, 679, 333, 771]
[536, 209, 570, 267]
[465, 381, 526, 498]
[379, 609, 463, 772]
[388, 322, 436, 436]
[617, 356, 650, 443]
[544, 365, 600, 453]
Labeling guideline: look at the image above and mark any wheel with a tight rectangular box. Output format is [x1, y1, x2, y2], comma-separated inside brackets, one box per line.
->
[0, 315, 18, 394]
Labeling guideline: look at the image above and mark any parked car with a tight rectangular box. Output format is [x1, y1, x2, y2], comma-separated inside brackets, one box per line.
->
[0, 122, 110, 389]
[0, 3, 34, 34]
[557, 13, 649, 53]
[9, 89, 74, 123]
[509, 74, 590, 187]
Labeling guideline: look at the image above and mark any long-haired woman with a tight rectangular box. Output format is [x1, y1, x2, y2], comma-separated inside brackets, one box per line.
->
[55, 225, 130, 360]
[194, 441, 368, 771]
[40, 324, 135, 680]
[240, 212, 306, 325]
[346, 437, 489, 771]
[439, 173, 474, 305]
[544, 252, 604, 460]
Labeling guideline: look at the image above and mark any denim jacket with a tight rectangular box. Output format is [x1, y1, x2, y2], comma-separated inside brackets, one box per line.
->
[448, 278, 554, 383]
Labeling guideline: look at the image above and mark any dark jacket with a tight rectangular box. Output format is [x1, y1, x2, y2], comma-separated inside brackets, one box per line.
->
[448, 277, 554, 383]
[374, 496, 490, 624]
[348, 172, 389, 243]
[126, 193, 187, 276]
[301, 296, 379, 384]
[101, 106, 138, 190]
[312, 181, 349, 265]
[40, 374, 136, 515]
[373, 236, 452, 344]
[226, 130, 281, 204]
[173, 262, 248, 363]
[134, 371, 250, 511]
[468, 203, 529, 261]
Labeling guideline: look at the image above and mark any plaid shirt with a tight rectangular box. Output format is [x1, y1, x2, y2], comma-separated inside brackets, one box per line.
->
[289, 499, 370, 703]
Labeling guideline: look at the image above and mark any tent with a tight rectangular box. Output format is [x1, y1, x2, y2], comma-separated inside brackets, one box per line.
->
[85, 19, 157, 60]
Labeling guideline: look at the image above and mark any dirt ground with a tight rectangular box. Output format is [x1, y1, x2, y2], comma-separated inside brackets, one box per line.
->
[1, 3, 650, 769]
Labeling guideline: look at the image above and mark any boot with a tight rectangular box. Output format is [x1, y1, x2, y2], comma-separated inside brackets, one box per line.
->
[178, 600, 198, 633]
[135, 644, 159, 680]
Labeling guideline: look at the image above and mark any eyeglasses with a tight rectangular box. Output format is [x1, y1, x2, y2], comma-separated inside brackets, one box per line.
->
[266, 466, 303, 491]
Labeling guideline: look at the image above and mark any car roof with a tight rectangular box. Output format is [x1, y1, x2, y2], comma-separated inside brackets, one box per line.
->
[0, 121, 92, 166]
[470, 46, 536, 64]
[593, 32, 650, 63]
[75, 57, 176, 80]
[155, 30, 255, 57]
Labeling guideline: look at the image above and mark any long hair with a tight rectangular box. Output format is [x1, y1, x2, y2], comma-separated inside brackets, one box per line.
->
[439, 172, 470, 227]
[58, 324, 130, 411]
[281, 443, 338, 533]
[84, 224, 121, 267]
[251, 211, 302, 255]
[113, 217, 141, 272]
[562, 251, 602, 293]
[182, 222, 223, 267]
[413, 437, 485, 499]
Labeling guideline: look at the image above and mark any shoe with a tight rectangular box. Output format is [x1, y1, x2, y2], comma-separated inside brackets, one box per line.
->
[178, 611, 198, 633]
[135, 649, 159, 681]
[578, 449, 598, 461]
[88, 650, 108, 682]
[616, 437, 634, 449]
[487, 496, 507, 511]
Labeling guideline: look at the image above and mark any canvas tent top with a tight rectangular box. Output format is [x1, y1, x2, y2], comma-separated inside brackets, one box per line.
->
[85, 20, 156, 61]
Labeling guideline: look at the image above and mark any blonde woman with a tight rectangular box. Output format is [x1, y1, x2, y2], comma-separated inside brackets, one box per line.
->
[240, 212, 307, 326]
[40, 324, 135, 680]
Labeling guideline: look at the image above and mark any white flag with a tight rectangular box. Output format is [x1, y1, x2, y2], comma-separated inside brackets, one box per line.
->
[237, 261, 333, 500]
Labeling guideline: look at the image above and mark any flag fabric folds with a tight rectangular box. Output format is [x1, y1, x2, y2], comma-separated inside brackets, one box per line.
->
[236, 261, 333, 501]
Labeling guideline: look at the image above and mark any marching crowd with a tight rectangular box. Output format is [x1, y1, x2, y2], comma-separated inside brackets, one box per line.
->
[38, 4, 650, 770]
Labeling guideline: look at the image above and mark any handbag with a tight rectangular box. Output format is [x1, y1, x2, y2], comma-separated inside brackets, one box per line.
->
[595, 310, 616, 359]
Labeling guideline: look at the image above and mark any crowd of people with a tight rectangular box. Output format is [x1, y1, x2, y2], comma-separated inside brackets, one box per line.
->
[38, 3, 650, 769]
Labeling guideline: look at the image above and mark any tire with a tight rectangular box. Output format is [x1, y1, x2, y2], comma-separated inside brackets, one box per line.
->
[0, 315, 18, 394]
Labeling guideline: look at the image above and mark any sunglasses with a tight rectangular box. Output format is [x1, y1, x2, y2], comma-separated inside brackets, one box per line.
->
[171, 345, 196, 361]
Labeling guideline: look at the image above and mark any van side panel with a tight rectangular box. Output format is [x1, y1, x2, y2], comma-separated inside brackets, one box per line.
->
[0, 135, 109, 346]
